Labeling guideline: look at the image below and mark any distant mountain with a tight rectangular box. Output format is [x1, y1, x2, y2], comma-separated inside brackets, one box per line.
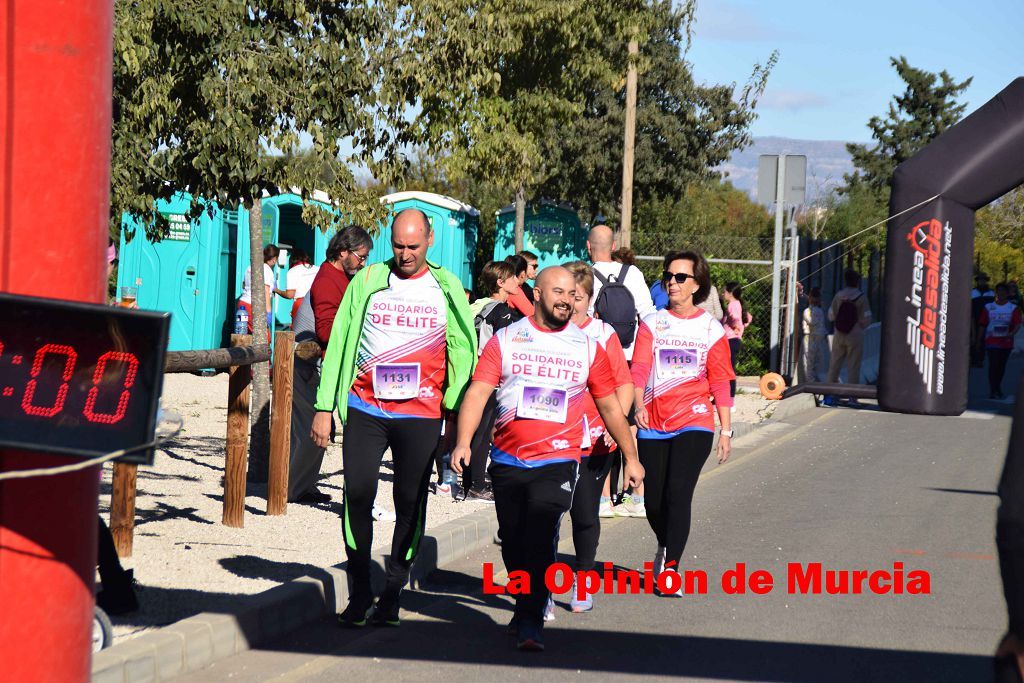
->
[719, 136, 861, 204]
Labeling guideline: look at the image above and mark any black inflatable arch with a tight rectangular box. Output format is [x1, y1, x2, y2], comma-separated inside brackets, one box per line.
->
[879, 77, 1024, 415]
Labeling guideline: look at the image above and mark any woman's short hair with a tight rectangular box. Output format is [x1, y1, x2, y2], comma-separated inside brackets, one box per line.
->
[662, 249, 711, 306]
[505, 254, 528, 277]
[480, 260, 515, 295]
[326, 225, 372, 262]
[563, 261, 594, 297]
[263, 244, 280, 263]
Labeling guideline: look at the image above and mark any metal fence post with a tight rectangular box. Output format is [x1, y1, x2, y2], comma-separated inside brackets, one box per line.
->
[770, 155, 787, 371]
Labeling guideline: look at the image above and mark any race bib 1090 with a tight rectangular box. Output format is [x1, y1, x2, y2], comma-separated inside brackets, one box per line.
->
[517, 385, 569, 423]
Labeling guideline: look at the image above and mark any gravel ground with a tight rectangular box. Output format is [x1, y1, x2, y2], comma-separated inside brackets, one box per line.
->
[100, 372, 773, 644]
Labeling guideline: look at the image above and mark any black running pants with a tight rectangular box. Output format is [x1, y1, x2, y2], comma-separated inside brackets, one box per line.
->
[570, 451, 614, 572]
[490, 461, 577, 624]
[465, 394, 498, 491]
[639, 431, 714, 568]
[989, 347, 1012, 396]
[342, 408, 441, 597]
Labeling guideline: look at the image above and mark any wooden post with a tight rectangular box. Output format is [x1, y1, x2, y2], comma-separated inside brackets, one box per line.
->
[109, 463, 137, 557]
[619, 36, 638, 249]
[224, 334, 252, 527]
[267, 331, 295, 515]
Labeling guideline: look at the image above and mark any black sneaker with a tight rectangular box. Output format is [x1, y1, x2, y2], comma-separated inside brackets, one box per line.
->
[370, 598, 401, 627]
[466, 487, 495, 504]
[96, 569, 139, 615]
[516, 619, 545, 651]
[337, 594, 374, 628]
[296, 488, 332, 504]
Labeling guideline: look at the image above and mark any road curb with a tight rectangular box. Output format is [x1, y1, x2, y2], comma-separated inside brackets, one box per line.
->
[92, 395, 818, 682]
[92, 507, 500, 682]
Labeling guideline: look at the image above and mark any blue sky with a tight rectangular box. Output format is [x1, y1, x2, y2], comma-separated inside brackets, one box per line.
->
[687, 0, 1024, 142]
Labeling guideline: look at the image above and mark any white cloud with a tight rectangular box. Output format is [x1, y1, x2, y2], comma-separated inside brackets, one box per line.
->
[758, 89, 831, 111]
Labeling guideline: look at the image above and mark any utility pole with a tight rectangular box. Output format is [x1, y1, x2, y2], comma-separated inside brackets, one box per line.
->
[619, 37, 638, 249]
[770, 155, 786, 372]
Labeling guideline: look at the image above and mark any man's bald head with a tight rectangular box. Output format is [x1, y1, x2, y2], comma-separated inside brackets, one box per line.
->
[587, 224, 615, 262]
[533, 266, 575, 329]
[393, 208, 431, 239]
[391, 208, 433, 276]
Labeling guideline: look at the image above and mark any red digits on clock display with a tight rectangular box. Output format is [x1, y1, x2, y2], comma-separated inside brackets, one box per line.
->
[83, 351, 139, 424]
[21, 344, 78, 417]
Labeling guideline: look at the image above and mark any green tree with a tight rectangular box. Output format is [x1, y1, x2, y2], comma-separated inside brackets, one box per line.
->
[539, 0, 775, 224]
[391, 0, 649, 251]
[843, 56, 972, 194]
[111, 1, 479, 478]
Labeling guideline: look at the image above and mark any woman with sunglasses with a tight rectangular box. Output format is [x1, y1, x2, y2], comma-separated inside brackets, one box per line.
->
[630, 250, 735, 595]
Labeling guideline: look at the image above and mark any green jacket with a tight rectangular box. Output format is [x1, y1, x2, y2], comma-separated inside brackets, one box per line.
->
[314, 259, 477, 422]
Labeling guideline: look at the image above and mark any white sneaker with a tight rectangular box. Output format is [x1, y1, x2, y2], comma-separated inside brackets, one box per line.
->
[615, 496, 646, 518]
[371, 505, 396, 522]
[653, 546, 666, 577]
[661, 569, 685, 598]
[598, 499, 615, 518]
[543, 595, 556, 622]
[569, 579, 594, 613]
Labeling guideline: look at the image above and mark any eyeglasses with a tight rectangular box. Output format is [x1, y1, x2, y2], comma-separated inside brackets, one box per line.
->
[663, 271, 695, 284]
[350, 252, 368, 263]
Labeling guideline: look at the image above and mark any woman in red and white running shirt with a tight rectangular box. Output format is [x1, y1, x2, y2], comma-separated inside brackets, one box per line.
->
[630, 250, 735, 594]
[564, 261, 633, 613]
[977, 282, 1022, 400]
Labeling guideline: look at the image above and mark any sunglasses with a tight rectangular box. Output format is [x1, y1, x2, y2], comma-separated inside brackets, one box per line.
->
[662, 271, 696, 284]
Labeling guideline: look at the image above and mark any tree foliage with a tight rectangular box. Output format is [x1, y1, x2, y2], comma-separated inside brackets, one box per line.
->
[843, 56, 971, 194]
[538, 0, 776, 224]
[112, 1, 410, 237]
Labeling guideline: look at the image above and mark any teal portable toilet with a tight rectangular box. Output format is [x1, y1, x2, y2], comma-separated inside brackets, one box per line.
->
[493, 200, 584, 270]
[118, 193, 241, 352]
[372, 191, 479, 290]
[236, 191, 340, 328]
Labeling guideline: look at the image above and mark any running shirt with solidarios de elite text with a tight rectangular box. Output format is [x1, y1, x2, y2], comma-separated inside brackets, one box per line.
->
[979, 301, 1023, 349]
[578, 318, 632, 456]
[630, 309, 735, 440]
[472, 317, 618, 468]
[349, 269, 447, 419]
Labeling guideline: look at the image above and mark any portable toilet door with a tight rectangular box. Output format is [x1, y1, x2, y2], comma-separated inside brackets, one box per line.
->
[236, 192, 340, 329]
[118, 194, 234, 351]
[493, 200, 584, 270]
[375, 191, 479, 290]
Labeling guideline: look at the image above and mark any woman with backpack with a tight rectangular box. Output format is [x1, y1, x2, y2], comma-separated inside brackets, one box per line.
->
[721, 282, 752, 398]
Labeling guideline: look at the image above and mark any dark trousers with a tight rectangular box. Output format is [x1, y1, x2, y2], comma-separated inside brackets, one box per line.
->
[989, 347, 1013, 395]
[728, 338, 742, 397]
[639, 431, 714, 567]
[97, 516, 123, 585]
[490, 461, 577, 625]
[465, 394, 498, 490]
[570, 451, 614, 572]
[342, 408, 441, 598]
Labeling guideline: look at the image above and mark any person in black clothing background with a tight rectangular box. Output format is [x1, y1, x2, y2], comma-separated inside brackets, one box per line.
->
[997, 375, 1024, 681]
[459, 261, 523, 502]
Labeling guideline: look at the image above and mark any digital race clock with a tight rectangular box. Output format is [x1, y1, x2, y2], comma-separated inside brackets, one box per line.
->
[0, 293, 170, 464]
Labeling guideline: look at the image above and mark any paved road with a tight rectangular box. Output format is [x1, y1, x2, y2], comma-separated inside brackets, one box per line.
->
[181, 364, 1020, 682]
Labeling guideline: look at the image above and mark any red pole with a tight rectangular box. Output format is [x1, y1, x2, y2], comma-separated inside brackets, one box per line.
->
[0, 1, 113, 680]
